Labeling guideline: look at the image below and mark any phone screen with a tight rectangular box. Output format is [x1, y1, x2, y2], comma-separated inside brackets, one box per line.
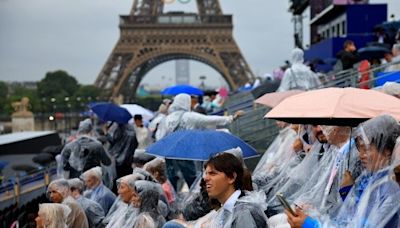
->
[276, 193, 297, 216]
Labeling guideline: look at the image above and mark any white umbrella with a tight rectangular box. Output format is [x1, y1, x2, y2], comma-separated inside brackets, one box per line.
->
[120, 104, 154, 121]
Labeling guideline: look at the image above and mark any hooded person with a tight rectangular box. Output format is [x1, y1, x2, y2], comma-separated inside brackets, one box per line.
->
[144, 158, 176, 203]
[268, 124, 362, 222]
[277, 48, 321, 92]
[47, 179, 89, 228]
[252, 122, 298, 189]
[155, 93, 243, 191]
[103, 173, 145, 227]
[68, 178, 105, 228]
[35, 203, 71, 228]
[260, 125, 329, 212]
[61, 118, 111, 178]
[106, 122, 138, 180]
[81, 166, 116, 214]
[131, 180, 167, 228]
[104, 174, 168, 228]
[287, 115, 400, 228]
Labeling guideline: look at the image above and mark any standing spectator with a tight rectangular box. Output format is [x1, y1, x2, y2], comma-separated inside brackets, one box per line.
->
[106, 122, 138, 181]
[133, 114, 152, 150]
[336, 40, 359, 70]
[191, 95, 206, 114]
[61, 118, 111, 178]
[277, 48, 321, 91]
[156, 93, 243, 191]
[386, 44, 400, 72]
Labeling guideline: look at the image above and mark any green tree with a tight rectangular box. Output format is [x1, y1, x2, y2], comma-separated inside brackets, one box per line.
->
[37, 70, 79, 98]
[0, 81, 9, 116]
[37, 70, 79, 112]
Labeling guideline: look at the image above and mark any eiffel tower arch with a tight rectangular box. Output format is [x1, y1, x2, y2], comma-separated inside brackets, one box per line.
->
[95, 0, 255, 101]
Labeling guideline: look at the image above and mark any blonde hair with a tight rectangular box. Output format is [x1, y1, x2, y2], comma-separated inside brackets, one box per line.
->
[38, 203, 70, 228]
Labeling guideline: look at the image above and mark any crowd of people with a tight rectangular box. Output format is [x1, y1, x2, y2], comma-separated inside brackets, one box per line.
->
[8, 44, 400, 228]
[27, 78, 400, 228]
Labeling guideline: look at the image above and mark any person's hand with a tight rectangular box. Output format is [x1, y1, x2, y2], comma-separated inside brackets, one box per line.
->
[292, 138, 304, 153]
[233, 110, 245, 120]
[340, 170, 355, 188]
[285, 207, 308, 228]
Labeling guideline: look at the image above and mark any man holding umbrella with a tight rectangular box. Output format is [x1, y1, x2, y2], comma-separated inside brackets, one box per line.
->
[155, 93, 243, 191]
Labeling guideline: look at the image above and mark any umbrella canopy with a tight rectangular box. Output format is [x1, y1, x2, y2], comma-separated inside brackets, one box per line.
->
[161, 84, 204, 96]
[358, 46, 391, 60]
[90, 102, 132, 124]
[265, 87, 400, 126]
[0, 160, 9, 170]
[33, 153, 54, 166]
[146, 129, 259, 161]
[255, 90, 304, 108]
[11, 164, 37, 173]
[120, 104, 154, 121]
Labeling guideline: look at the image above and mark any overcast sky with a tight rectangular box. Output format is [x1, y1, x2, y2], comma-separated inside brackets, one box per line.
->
[0, 0, 399, 88]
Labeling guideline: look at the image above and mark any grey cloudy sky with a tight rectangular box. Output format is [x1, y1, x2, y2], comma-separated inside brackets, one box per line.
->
[0, 0, 399, 88]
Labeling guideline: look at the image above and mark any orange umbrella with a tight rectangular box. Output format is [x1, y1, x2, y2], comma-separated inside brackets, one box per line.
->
[265, 87, 400, 126]
[255, 90, 304, 108]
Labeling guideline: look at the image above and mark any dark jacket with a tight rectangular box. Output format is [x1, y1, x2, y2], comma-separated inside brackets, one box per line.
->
[336, 50, 359, 70]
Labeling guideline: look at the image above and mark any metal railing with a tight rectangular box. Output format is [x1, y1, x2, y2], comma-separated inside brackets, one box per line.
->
[0, 165, 57, 210]
[227, 60, 400, 158]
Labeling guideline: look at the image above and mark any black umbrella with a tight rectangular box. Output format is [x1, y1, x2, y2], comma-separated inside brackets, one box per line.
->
[11, 164, 37, 173]
[358, 46, 391, 60]
[33, 153, 54, 166]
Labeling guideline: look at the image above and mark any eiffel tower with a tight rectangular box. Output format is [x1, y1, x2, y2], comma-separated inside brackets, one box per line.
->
[95, 0, 255, 101]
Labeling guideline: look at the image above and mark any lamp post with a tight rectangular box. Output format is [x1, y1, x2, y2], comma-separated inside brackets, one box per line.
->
[65, 97, 70, 133]
[50, 97, 57, 131]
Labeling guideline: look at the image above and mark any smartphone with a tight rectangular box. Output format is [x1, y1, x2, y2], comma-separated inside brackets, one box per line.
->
[276, 193, 297, 216]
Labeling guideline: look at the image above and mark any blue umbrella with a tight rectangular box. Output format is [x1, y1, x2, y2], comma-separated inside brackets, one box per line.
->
[0, 161, 9, 170]
[161, 84, 204, 96]
[146, 130, 259, 161]
[90, 102, 132, 124]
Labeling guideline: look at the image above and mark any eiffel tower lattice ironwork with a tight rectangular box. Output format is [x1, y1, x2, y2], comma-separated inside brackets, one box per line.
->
[95, 0, 255, 101]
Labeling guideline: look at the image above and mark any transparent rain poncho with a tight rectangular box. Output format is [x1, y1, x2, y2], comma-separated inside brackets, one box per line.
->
[48, 179, 89, 228]
[104, 173, 145, 228]
[132, 180, 167, 228]
[320, 115, 400, 228]
[253, 125, 302, 190]
[68, 178, 105, 228]
[268, 126, 360, 218]
[263, 140, 325, 204]
[37, 203, 71, 228]
[82, 167, 117, 214]
[107, 123, 138, 167]
[277, 48, 322, 92]
[211, 191, 268, 228]
[61, 119, 111, 178]
[155, 93, 234, 141]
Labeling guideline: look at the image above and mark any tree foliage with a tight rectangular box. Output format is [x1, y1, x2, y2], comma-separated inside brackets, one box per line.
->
[37, 70, 79, 98]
